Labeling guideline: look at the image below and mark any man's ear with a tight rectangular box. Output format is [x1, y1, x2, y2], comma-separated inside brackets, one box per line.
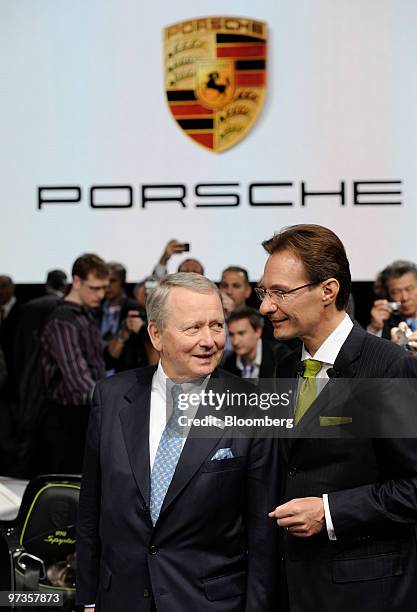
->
[255, 326, 263, 339]
[244, 284, 252, 300]
[322, 278, 340, 305]
[72, 275, 82, 290]
[148, 321, 163, 351]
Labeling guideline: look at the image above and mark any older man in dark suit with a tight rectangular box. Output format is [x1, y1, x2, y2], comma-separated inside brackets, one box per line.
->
[76, 272, 278, 611]
[257, 224, 417, 612]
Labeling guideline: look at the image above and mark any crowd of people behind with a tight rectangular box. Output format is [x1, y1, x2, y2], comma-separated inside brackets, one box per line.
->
[0, 239, 416, 479]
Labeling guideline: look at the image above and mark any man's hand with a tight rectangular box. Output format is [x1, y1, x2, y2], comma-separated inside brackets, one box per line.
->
[159, 239, 187, 265]
[408, 333, 417, 354]
[269, 497, 325, 537]
[391, 322, 417, 354]
[369, 299, 392, 333]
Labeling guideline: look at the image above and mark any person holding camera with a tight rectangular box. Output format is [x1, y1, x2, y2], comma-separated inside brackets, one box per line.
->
[100, 262, 150, 373]
[368, 260, 417, 339]
[152, 239, 204, 278]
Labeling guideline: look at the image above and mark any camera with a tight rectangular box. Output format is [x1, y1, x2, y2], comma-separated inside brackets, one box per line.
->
[387, 301, 401, 314]
[397, 327, 412, 347]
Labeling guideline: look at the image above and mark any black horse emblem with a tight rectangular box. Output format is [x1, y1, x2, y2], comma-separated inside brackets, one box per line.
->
[206, 72, 230, 96]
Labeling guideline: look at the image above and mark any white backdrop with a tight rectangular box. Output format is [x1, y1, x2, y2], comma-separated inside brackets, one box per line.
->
[1, 0, 417, 282]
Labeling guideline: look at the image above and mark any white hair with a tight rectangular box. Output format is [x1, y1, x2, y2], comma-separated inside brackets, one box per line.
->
[146, 272, 221, 329]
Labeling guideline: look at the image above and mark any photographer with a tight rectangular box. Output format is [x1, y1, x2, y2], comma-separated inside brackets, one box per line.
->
[100, 262, 152, 373]
[106, 275, 161, 371]
[107, 309, 146, 364]
[368, 260, 417, 339]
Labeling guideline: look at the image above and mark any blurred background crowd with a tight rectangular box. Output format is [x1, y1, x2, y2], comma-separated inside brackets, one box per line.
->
[0, 239, 416, 479]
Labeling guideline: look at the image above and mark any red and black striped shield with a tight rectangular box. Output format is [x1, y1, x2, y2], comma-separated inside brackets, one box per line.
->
[164, 17, 267, 153]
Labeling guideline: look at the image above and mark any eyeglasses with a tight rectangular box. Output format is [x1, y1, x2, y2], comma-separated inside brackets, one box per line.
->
[254, 281, 321, 303]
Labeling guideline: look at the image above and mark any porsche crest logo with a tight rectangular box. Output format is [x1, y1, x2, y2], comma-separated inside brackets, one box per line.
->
[164, 16, 267, 153]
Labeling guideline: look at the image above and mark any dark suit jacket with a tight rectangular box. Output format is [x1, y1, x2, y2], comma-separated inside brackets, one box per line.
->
[76, 367, 279, 611]
[222, 339, 280, 379]
[13, 294, 60, 375]
[0, 301, 20, 399]
[276, 324, 417, 612]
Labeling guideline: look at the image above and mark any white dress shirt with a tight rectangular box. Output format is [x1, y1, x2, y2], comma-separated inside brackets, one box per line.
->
[150, 362, 210, 470]
[300, 313, 354, 541]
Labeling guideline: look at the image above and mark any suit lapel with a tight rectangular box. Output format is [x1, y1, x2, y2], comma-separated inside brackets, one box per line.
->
[289, 324, 366, 447]
[331, 323, 365, 377]
[119, 366, 156, 506]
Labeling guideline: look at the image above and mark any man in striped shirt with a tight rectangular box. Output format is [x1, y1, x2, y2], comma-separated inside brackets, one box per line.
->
[41, 253, 109, 473]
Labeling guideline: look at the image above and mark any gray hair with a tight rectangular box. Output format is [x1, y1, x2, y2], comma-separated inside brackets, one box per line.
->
[381, 260, 417, 287]
[146, 272, 221, 330]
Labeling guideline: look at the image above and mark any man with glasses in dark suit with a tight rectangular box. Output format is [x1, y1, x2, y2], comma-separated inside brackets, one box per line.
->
[256, 224, 417, 612]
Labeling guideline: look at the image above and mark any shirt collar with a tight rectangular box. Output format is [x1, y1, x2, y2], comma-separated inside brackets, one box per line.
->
[301, 313, 353, 365]
[153, 361, 211, 396]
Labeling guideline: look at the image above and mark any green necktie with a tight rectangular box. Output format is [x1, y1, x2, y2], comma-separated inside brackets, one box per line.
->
[294, 359, 322, 425]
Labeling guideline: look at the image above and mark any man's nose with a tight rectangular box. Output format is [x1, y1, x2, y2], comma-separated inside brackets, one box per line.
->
[199, 327, 218, 348]
[259, 294, 277, 315]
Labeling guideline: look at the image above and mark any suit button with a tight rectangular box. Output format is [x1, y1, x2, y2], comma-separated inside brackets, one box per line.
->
[288, 466, 297, 478]
[143, 589, 151, 598]
[149, 545, 158, 555]
[141, 503, 148, 513]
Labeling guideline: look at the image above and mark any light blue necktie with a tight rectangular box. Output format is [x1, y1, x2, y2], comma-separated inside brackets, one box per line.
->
[406, 318, 417, 332]
[150, 384, 185, 526]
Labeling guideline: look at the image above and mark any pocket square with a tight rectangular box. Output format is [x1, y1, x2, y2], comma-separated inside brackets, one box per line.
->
[211, 448, 234, 460]
[320, 416, 353, 426]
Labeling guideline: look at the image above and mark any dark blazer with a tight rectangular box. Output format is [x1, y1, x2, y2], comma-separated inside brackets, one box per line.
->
[276, 324, 417, 612]
[76, 367, 279, 611]
[222, 339, 291, 379]
[13, 294, 60, 375]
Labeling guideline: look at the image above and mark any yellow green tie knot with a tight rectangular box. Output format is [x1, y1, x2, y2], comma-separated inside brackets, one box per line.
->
[294, 359, 322, 425]
[303, 359, 322, 378]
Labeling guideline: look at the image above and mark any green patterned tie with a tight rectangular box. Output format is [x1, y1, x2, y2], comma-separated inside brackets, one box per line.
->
[295, 359, 322, 425]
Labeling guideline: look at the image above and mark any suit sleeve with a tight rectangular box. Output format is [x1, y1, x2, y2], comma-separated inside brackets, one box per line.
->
[328, 438, 417, 537]
[328, 353, 417, 538]
[245, 435, 279, 612]
[76, 383, 103, 605]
